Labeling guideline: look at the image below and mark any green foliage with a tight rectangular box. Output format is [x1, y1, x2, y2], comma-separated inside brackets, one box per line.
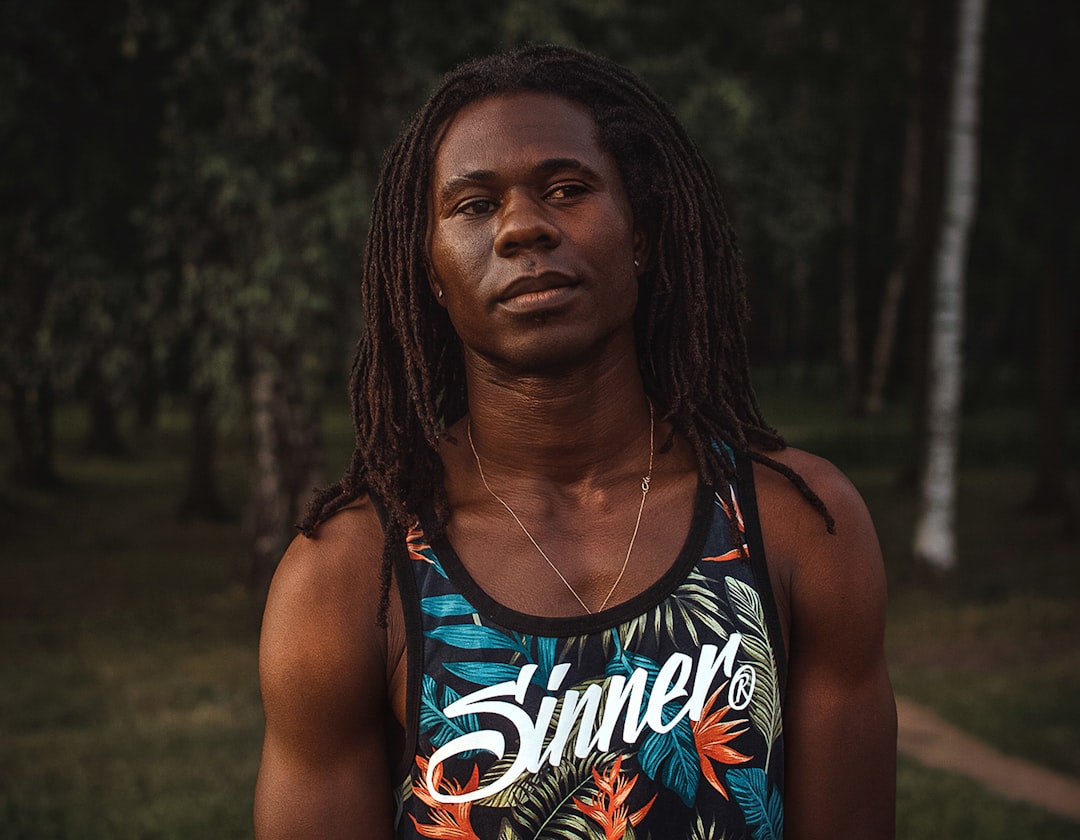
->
[3, 399, 1077, 837]
[0, 405, 261, 838]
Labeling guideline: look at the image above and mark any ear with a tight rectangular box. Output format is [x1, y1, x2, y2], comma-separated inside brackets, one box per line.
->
[632, 226, 651, 276]
[424, 256, 448, 308]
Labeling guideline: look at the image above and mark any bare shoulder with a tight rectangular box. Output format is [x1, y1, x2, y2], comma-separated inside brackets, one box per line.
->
[750, 446, 884, 594]
[260, 497, 388, 691]
[255, 497, 397, 838]
[753, 448, 897, 836]
[749, 445, 888, 667]
[751, 446, 874, 536]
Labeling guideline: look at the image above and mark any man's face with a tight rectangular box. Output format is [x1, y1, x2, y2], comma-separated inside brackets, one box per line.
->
[428, 92, 644, 374]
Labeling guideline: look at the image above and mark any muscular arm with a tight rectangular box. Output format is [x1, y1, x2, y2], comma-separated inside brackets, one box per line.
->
[756, 449, 897, 839]
[254, 502, 397, 839]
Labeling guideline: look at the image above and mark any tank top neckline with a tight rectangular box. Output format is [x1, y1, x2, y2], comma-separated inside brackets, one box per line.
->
[416, 478, 716, 638]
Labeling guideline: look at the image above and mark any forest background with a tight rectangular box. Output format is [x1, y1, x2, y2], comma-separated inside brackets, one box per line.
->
[2, 0, 1078, 837]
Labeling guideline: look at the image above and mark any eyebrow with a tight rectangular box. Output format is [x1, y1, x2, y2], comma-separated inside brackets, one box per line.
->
[436, 158, 600, 206]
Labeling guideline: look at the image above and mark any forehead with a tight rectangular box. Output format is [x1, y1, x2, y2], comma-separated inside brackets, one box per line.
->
[431, 92, 614, 185]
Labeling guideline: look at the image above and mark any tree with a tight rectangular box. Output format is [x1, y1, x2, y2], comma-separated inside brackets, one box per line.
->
[0, 0, 163, 482]
[913, 0, 988, 571]
[863, 0, 930, 415]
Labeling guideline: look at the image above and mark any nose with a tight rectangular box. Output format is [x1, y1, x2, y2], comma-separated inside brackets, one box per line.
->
[493, 189, 561, 257]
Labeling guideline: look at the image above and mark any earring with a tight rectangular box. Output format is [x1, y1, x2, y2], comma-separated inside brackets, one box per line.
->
[437, 289, 444, 299]
[634, 259, 640, 267]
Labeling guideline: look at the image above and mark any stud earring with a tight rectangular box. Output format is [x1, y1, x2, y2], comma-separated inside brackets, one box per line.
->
[634, 259, 640, 267]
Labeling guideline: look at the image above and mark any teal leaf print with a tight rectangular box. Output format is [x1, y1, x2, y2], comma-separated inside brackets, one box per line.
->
[536, 635, 558, 678]
[427, 624, 530, 655]
[638, 721, 700, 806]
[727, 768, 783, 840]
[420, 593, 477, 617]
[419, 676, 482, 754]
[444, 660, 545, 689]
[604, 635, 699, 805]
[724, 577, 782, 769]
[605, 632, 660, 681]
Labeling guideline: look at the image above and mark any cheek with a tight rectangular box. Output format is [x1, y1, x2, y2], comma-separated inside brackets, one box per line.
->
[430, 226, 485, 288]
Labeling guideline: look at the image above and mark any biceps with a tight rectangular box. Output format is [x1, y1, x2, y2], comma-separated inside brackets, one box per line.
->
[783, 656, 897, 839]
[255, 727, 395, 840]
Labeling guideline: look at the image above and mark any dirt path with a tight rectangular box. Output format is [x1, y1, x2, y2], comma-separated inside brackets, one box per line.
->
[896, 695, 1080, 822]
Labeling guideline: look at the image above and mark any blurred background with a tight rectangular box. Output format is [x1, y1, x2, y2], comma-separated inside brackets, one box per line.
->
[1, 0, 1077, 837]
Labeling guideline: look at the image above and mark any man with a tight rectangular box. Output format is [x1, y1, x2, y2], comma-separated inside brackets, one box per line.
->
[255, 45, 896, 839]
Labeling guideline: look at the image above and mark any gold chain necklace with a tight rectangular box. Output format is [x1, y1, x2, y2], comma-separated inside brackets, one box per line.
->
[466, 402, 654, 614]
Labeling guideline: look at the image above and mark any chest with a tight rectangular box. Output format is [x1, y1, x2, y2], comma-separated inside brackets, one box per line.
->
[446, 469, 699, 617]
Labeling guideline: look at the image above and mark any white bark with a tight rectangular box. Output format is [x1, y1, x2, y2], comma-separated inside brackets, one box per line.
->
[913, 0, 987, 571]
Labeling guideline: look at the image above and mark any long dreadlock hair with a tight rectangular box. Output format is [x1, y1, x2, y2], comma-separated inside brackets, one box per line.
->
[300, 44, 834, 624]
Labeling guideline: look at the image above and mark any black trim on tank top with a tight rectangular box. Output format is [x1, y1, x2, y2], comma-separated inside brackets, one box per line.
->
[370, 496, 425, 780]
[417, 479, 715, 639]
[734, 448, 789, 702]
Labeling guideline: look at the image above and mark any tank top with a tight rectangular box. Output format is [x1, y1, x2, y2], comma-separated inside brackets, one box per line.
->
[392, 450, 787, 840]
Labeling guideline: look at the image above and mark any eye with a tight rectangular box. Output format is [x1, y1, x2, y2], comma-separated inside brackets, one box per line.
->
[545, 182, 589, 201]
[455, 197, 497, 217]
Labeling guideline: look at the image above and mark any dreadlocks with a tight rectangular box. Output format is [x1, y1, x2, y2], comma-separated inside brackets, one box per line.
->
[299, 44, 834, 624]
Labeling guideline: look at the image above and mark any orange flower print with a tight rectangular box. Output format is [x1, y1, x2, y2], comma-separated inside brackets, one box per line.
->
[574, 755, 657, 840]
[410, 756, 481, 840]
[702, 547, 743, 563]
[705, 487, 747, 562]
[691, 684, 753, 799]
[715, 485, 746, 533]
[407, 523, 435, 564]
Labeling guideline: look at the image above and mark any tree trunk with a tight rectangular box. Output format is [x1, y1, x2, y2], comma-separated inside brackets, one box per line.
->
[1021, 253, 1078, 537]
[8, 379, 60, 488]
[179, 383, 230, 520]
[913, 0, 987, 572]
[839, 80, 863, 415]
[83, 357, 126, 456]
[864, 0, 927, 415]
[243, 353, 323, 597]
[902, 0, 954, 488]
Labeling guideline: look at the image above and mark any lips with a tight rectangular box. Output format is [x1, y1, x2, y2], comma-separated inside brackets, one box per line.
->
[498, 271, 578, 303]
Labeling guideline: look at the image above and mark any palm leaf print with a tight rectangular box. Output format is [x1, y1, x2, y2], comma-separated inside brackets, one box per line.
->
[637, 720, 699, 805]
[427, 624, 531, 655]
[419, 675, 482, 754]
[689, 814, 734, 840]
[395, 774, 413, 825]
[618, 571, 730, 650]
[605, 635, 700, 805]
[489, 751, 624, 839]
[726, 768, 783, 840]
[421, 593, 478, 618]
[723, 577, 782, 769]
[497, 818, 521, 840]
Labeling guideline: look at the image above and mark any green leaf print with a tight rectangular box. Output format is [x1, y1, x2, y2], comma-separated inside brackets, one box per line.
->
[724, 577, 782, 771]
[483, 751, 622, 839]
[619, 570, 731, 650]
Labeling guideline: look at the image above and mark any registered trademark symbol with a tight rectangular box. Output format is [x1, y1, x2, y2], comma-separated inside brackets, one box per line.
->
[728, 664, 756, 711]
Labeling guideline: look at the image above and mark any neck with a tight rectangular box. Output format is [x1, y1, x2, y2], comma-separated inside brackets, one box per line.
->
[460, 344, 652, 485]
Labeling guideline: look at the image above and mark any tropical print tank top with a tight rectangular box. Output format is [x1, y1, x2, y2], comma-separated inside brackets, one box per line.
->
[393, 453, 787, 840]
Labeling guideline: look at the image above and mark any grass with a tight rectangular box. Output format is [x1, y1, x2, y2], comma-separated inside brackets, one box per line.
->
[1, 408, 263, 839]
[1, 392, 1077, 838]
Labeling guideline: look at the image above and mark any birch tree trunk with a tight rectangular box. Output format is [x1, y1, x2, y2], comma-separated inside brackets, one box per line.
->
[864, 0, 926, 415]
[913, 0, 987, 571]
